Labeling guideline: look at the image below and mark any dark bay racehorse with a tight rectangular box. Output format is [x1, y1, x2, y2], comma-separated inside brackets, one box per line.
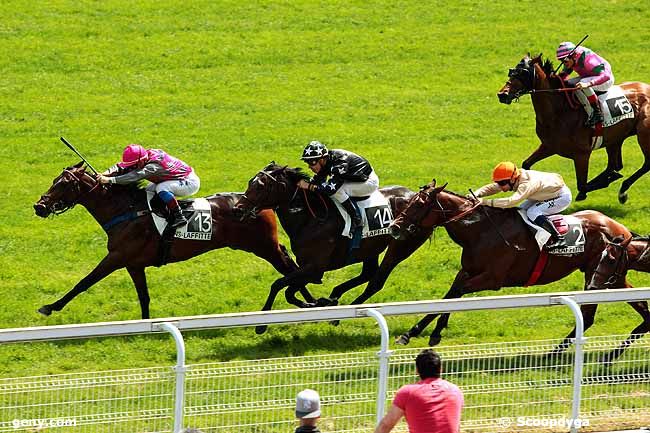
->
[588, 235, 650, 359]
[498, 54, 650, 203]
[234, 163, 434, 317]
[389, 180, 641, 359]
[34, 162, 313, 319]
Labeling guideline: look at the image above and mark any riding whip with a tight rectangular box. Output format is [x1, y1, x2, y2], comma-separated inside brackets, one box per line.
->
[60, 136, 99, 175]
[552, 34, 589, 75]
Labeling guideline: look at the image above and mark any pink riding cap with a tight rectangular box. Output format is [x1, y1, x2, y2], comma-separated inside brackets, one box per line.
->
[118, 144, 148, 168]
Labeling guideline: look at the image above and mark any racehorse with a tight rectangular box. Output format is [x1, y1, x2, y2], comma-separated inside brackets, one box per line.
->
[34, 162, 313, 319]
[498, 54, 650, 203]
[233, 163, 434, 317]
[588, 235, 650, 359]
[389, 180, 642, 359]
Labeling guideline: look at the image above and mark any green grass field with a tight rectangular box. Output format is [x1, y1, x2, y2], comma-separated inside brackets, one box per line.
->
[1, 0, 650, 377]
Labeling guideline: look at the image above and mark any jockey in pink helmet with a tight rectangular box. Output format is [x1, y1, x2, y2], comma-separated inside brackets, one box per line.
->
[556, 41, 614, 127]
[98, 144, 200, 228]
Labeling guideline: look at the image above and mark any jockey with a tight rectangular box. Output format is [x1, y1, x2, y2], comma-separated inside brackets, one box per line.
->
[556, 41, 614, 127]
[297, 141, 379, 231]
[473, 161, 572, 248]
[98, 144, 200, 228]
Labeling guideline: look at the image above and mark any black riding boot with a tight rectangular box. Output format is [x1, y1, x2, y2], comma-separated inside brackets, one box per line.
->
[341, 198, 362, 231]
[165, 197, 187, 229]
[534, 215, 564, 249]
[586, 101, 604, 127]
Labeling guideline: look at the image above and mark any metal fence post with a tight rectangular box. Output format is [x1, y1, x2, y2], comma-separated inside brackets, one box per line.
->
[360, 308, 393, 426]
[558, 296, 585, 433]
[157, 322, 187, 433]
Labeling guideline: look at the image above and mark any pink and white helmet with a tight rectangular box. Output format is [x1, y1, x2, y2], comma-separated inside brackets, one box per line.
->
[556, 41, 576, 60]
[118, 144, 148, 168]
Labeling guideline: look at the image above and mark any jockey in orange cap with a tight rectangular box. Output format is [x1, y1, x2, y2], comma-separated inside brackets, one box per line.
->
[98, 144, 200, 228]
[472, 162, 572, 248]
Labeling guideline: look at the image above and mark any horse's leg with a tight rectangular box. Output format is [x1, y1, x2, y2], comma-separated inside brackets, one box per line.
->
[587, 145, 624, 189]
[318, 257, 380, 307]
[600, 296, 650, 363]
[522, 144, 554, 170]
[550, 304, 598, 355]
[256, 265, 322, 335]
[573, 152, 591, 201]
[38, 255, 123, 316]
[127, 266, 150, 319]
[396, 270, 471, 346]
[618, 130, 650, 204]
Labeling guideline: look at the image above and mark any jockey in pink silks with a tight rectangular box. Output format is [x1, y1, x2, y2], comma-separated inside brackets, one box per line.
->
[556, 41, 614, 127]
[98, 144, 200, 228]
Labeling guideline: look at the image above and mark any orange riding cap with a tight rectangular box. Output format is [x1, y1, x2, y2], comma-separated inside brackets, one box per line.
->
[492, 161, 520, 182]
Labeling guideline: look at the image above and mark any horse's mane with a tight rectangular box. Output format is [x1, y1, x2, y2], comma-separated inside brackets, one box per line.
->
[265, 163, 311, 182]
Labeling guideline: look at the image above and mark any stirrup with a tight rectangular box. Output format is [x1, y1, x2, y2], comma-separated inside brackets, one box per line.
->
[169, 216, 188, 229]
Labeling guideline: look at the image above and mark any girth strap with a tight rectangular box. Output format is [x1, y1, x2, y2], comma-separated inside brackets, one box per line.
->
[102, 210, 150, 232]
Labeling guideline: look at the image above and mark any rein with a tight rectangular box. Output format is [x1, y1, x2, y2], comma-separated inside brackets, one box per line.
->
[301, 188, 329, 221]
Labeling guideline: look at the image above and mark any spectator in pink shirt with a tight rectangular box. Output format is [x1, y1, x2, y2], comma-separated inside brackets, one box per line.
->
[374, 349, 463, 433]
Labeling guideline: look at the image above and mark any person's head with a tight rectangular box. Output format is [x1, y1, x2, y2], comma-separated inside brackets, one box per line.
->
[301, 141, 329, 174]
[415, 349, 442, 379]
[118, 144, 148, 169]
[492, 161, 520, 192]
[295, 389, 321, 425]
[556, 41, 576, 69]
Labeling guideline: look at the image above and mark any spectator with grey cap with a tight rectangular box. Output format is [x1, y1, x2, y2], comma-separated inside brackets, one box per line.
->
[294, 389, 322, 433]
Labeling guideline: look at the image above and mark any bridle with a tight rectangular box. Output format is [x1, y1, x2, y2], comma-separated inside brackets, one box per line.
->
[592, 241, 629, 288]
[39, 169, 101, 215]
[506, 59, 537, 101]
[399, 187, 480, 234]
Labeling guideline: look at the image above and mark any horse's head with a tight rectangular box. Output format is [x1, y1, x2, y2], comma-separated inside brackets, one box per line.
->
[498, 53, 550, 104]
[34, 162, 99, 217]
[588, 235, 632, 290]
[389, 179, 448, 240]
[234, 162, 306, 221]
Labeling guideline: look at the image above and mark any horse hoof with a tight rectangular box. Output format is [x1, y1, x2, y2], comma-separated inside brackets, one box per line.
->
[428, 335, 442, 346]
[255, 325, 268, 335]
[38, 305, 52, 316]
[618, 192, 628, 204]
[576, 191, 587, 201]
[329, 320, 340, 327]
[301, 302, 317, 309]
[395, 334, 410, 345]
[316, 297, 337, 307]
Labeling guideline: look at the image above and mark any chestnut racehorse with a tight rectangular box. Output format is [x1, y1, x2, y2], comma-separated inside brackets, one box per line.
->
[498, 54, 650, 203]
[234, 163, 433, 318]
[34, 162, 313, 320]
[389, 180, 641, 360]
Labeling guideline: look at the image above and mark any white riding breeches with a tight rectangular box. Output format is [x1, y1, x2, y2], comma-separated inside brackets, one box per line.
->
[146, 171, 201, 197]
[568, 76, 614, 111]
[331, 171, 379, 203]
[521, 186, 572, 222]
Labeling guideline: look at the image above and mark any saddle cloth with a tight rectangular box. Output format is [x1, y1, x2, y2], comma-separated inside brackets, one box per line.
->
[334, 190, 393, 239]
[517, 209, 585, 255]
[148, 191, 213, 241]
[590, 85, 635, 150]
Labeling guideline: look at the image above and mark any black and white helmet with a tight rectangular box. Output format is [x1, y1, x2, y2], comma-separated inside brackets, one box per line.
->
[301, 141, 329, 161]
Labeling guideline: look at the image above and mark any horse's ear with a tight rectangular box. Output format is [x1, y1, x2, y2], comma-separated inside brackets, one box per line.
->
[74, 160, 84, 168]
[430, 178, 436, 187]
